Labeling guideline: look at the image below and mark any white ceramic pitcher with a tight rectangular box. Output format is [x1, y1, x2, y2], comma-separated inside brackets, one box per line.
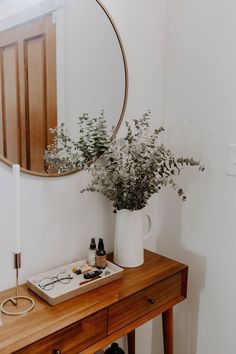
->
[113, 209, 152, 268]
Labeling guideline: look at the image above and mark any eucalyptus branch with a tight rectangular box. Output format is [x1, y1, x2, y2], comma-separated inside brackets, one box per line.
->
[82, 111, 204, 211]
[45, 111, 110, 173]
[44, 110, 204, 210]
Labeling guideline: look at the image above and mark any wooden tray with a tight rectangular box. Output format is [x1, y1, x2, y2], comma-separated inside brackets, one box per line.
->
[27, 259, 123, 305]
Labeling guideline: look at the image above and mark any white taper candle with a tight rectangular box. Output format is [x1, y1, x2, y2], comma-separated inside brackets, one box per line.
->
[12, 164, 21, 253]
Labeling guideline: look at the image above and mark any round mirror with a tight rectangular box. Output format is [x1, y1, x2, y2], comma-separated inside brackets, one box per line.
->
[0, 0, 128, 176]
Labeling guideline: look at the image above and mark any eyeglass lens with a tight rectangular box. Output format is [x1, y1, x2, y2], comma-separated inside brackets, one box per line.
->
[39, 273, 73, 291]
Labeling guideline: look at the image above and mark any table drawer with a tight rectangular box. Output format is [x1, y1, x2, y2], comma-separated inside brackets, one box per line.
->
[15, 309, 107, 354]
[108, 272, 182, 334]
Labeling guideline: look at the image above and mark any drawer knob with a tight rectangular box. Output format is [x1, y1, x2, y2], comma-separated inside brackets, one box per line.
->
[147, 298, 155, 305]
[52, 350, 61, 354]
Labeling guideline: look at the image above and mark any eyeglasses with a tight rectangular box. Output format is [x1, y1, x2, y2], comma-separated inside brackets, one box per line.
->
[38, 272, 73, 291]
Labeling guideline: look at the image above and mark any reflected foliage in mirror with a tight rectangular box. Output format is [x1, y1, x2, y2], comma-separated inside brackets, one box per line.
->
[0, 0, 128, 176]
[45, 111, 111, 173]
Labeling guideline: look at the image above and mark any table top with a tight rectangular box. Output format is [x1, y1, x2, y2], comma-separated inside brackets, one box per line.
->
[0, 250, 187, 353]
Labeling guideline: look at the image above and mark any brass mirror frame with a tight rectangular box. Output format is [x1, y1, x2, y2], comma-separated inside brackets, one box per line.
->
[0, 0, 128, 177]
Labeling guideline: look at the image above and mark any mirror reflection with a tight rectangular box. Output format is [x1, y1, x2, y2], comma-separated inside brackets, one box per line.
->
[0, 0, 127, 175]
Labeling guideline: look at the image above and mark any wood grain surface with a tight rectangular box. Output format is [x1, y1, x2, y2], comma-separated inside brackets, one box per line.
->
[0, 14, 57, 172]
[15, 310, 107, 354]
[0, 250, 188, 354]
[108, 272, 182, 334]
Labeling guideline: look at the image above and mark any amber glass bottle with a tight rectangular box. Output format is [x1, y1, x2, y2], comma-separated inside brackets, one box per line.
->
[96, 238, 106, 269]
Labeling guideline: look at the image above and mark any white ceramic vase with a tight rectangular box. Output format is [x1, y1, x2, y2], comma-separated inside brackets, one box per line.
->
[113, 209, 152, 268]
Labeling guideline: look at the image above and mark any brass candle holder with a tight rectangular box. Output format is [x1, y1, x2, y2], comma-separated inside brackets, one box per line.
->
[0, 253, 35, 316]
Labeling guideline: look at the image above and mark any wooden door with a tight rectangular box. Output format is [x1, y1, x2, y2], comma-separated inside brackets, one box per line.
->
[0, 14, 57, 172]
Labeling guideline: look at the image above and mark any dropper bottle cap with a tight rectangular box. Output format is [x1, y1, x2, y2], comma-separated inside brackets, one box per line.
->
[98, 238, 104, 250]
[90, 237, 96, 250]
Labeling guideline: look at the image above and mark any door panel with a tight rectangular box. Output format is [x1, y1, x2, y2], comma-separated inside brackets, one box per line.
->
[0, 14, 57, 172]
[25, 35, 47, 172]
[2, 43, 20, 164]
[0, 49, 4, 156]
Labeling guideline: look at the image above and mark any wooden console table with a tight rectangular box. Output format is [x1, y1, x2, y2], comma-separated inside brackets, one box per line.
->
[0, 250, 188, 354]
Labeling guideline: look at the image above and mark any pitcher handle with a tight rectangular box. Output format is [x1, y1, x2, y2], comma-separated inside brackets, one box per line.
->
[144, 214, 152, 241]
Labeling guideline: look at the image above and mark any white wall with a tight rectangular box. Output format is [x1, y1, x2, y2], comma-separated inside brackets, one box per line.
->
[0, 1, 166, 354]
[0, 0, 43, 19]
[153, 1, 236, 354]
[62, 0, 125, 132]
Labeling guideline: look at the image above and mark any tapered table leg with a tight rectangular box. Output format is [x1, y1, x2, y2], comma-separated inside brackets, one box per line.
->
[127, 329, 135, 354]
[162, 308, 173, 354]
